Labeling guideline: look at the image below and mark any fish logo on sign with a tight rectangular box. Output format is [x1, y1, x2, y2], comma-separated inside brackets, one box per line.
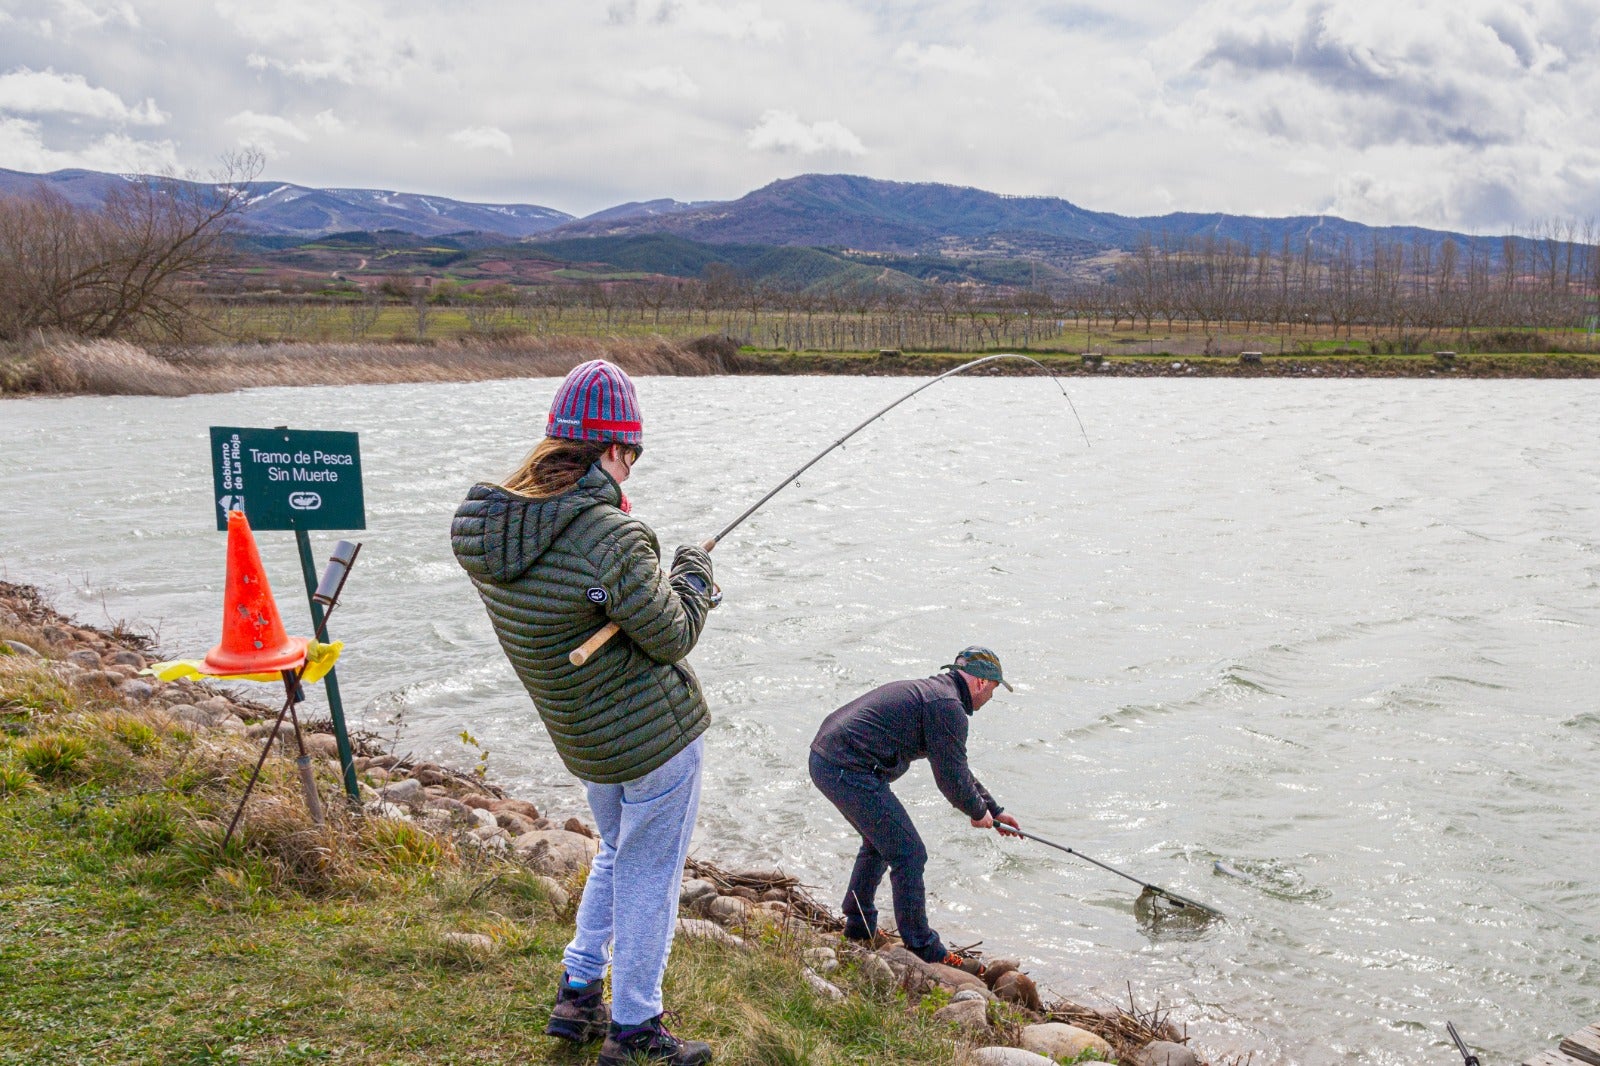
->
[288, 492, 323, 511]
[217, 495, 243, 512]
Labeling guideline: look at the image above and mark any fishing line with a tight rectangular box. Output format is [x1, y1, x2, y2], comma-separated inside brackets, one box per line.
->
[570, 353, 1088, 665]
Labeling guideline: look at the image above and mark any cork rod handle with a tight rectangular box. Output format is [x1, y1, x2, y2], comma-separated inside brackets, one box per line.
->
[568, 537, 717, 667]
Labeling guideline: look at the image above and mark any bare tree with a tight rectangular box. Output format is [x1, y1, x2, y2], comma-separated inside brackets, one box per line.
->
[0, 152, 262, 341]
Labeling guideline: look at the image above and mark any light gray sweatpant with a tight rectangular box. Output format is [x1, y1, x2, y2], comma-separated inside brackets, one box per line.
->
[562, 736, 703, 1026]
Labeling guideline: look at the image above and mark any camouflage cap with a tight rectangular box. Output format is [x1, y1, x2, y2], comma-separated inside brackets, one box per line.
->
[942, 645, 1013, 691]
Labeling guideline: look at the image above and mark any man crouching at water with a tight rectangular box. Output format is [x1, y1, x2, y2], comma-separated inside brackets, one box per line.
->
[808, 646, 1021, 965]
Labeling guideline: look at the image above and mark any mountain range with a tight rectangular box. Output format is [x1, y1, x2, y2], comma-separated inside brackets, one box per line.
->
[0, 166, 1516, 277]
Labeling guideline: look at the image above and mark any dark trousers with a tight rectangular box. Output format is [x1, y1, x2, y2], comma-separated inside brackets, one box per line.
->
[808, 751, 946, 962]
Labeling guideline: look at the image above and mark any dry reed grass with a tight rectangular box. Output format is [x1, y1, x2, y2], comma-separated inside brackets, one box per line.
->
[0, 331, 745, 396]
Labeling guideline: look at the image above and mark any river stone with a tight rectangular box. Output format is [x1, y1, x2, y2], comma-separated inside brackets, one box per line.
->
[442, 932, 496, 953]
[932, 997, 989, 1032]
[367, 802, 412, 821]
[496, 811, 539, 836]
[680, 879, 717, 911]
[0, 605, 19, 625]
[971, 1049, 1055, 1066]
[951, 988, 989, 1004]
[118, 678, 155, 702]
[1021, 1023, 1113, 1061]
[1, 640, 41, 657]
[489, 796, 540, 820]
[163, 703, 207, 725]
[857, 954, 896, 988]
[364, 767, 391, 785]
[802, 947, 838, 973]
[380, 778, 424, 806]
[512, 829, 598, 876]
[211, 715, 246, 735]
[676, 918, 745, 947]
[924, 960, 988, 994]
[804, 968, 845, 1002]
[427, 796, 471, 819]
[196, 695, 237, 717]
[67, 649, 102, 669]
[563, 816, 597, 839]
[982, 959, 1021, 989]
[706, 895, 751, 925]
[107, 650, 146, 669]
[470, 806, 498, 830]
[993, 970, 1044, 1011]
[303, 734, 340, 759]
[527, 874, 570, 912]
[1129, 1040, 1202, 1066]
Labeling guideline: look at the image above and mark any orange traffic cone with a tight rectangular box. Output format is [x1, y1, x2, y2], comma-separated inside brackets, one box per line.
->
[202, 510, 308, 675]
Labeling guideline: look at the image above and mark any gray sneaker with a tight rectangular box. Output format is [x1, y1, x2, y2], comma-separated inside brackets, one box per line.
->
[545, 974, 609, 1044]
[596, 1014, 712, 1066]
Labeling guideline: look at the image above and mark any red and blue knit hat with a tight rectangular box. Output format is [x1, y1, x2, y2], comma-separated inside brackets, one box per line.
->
[546, 360, 643, 447]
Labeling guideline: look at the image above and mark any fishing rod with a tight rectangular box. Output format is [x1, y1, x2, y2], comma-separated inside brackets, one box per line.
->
[1007, 826, 1224, 919]
[1446, 1022, 1480, 1066]
[569, 353, 1088, 666]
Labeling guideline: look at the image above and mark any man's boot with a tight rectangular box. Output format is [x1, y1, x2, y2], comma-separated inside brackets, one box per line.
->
[596, 1014, 713, 1066]
[545, 973, 609, 1044]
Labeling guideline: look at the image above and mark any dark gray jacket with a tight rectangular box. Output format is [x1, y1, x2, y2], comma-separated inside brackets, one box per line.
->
[811, 671, 1002, 820]
[451, 464, 713, 784]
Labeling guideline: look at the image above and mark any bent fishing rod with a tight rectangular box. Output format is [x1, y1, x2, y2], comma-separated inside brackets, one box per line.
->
[569, 353, 1088, 666]
[1007, 826, 1224, 918]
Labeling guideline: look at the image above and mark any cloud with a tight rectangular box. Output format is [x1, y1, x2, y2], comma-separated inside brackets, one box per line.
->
[449, 125, 514, 156]
[893, 42, 992, 77]
[608, 0, 782, 41]
[746, 109, 865, 156]
[225, 110, 309, 155]
[313, 109, 344, 134]
[0, 114, 178, 173]
[1175, 1, 1577, 150]
[0, 67, 166, 125]
[620, 65, 700, 99]
[218, 0, 418, 87]
[51, 0, 141, 32]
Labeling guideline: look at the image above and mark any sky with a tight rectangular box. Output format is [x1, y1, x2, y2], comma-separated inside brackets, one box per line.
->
[1, 0, 1597, 232]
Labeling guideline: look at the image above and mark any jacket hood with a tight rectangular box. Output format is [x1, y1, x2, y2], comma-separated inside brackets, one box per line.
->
[456, 464, 621, 583]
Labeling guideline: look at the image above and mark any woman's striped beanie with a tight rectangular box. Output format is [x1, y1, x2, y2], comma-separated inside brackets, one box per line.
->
[546, 360, 643, 446]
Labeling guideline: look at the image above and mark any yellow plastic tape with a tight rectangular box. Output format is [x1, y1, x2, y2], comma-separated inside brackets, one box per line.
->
[144, 640, 344, 684]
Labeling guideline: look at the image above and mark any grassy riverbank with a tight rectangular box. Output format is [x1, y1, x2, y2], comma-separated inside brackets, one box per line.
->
[2, 333, 1599, 398]
[1, 584, 1217, 1065]
[0, 601, 974, 1065]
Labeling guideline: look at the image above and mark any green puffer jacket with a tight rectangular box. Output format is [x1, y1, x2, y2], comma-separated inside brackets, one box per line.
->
[451, 464, 714, 784]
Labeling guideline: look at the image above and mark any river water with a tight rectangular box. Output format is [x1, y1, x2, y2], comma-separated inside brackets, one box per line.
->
[2, 376, 1596, 1064]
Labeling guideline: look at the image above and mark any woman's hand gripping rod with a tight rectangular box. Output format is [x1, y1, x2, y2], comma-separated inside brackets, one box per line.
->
[568, 354, 1088, 667]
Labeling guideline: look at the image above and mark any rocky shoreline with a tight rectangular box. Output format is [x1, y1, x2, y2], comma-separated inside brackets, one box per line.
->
[1, 579, 1216, 1066]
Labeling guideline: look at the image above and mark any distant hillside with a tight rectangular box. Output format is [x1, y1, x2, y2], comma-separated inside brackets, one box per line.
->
[542, 173, 1503, 266]
[1, 166, 1535, 275]
[579, 199, 717, 223]
[0, 168, 572, 239]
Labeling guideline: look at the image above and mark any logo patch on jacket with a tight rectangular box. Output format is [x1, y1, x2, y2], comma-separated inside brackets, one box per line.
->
[585, 587, 608, 604]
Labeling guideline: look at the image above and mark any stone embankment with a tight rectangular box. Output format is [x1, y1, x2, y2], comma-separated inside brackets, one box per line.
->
[1, 580, 1212, 1066]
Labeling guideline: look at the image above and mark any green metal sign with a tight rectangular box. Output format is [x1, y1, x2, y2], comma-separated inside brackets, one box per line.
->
[210, 426, 366, 532]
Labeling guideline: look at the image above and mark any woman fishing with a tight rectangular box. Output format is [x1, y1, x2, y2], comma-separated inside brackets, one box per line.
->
[451, 359, 717, 1066]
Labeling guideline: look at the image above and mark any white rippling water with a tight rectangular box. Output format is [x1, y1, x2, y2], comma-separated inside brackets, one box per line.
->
[3, 376, 1597, 1065]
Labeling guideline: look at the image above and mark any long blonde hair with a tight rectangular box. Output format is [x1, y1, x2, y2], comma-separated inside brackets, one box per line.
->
[500, 437, 610, 498]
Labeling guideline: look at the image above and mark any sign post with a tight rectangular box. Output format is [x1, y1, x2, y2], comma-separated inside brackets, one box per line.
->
[210, 426, 366, 804]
